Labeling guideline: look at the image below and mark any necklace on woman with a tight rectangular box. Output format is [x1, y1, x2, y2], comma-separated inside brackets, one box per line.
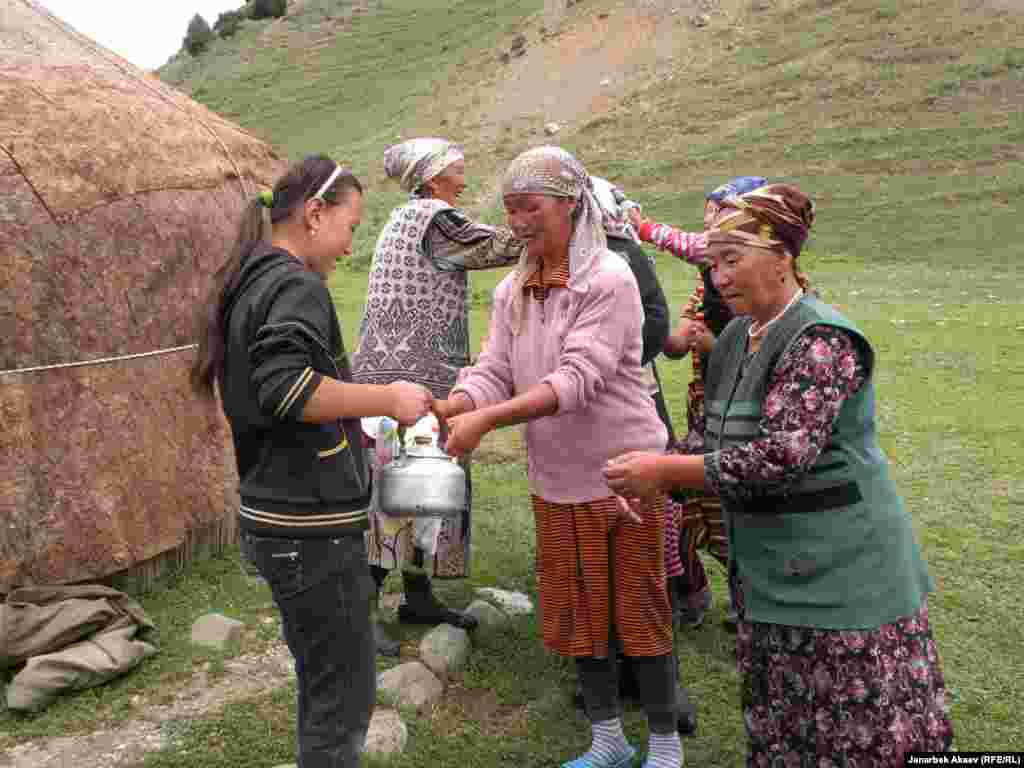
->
[748, 288, 804, 340]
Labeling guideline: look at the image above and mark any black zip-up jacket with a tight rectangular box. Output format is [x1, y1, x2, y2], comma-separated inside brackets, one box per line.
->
[606, 235, 676, 446]
[219, 242, 370, 538]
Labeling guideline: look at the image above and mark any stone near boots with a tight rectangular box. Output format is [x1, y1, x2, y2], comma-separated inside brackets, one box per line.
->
[190, 613, 244, 652]
[377, 661, 444, 713]
[419, 624, 471, 681]
[475, 587, 533, 615]
[465, 599, 509, 632]
[365, 708, 408, 755]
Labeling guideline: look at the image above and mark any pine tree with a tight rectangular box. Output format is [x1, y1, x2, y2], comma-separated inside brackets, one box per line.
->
[183, 13, 214, 57]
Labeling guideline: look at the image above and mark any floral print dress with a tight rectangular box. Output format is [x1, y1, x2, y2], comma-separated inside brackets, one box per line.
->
[702, 325, 954, 765]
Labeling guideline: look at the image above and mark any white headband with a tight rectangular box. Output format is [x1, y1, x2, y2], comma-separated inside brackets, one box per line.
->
[312, 164, 343, 201]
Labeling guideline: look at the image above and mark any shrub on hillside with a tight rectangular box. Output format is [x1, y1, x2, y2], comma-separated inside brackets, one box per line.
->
[214, 10, 243, 39]
[250, 0, 287, 20]
[183, 13, 214, 56]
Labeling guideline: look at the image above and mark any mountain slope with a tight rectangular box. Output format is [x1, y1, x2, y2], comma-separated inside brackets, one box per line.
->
[159, 0, 1024, 756]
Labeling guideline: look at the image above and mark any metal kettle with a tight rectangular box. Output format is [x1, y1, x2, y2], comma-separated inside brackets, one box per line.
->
[376, 422, 467, 519]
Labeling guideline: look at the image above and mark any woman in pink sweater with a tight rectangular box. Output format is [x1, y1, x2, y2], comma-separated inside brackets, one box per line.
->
[436, 147, 681, 768]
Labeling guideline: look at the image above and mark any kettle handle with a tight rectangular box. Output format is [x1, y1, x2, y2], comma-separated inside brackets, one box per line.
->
[394, 420, 453, 460]
[436, 412, 451, 453]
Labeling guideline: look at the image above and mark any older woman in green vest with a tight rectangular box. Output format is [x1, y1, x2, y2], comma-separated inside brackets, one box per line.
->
[604, 184, 953, 765]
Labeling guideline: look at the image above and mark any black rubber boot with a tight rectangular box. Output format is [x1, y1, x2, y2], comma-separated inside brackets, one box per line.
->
[675, 682, 698, 736]
[396, 570, 478, 630]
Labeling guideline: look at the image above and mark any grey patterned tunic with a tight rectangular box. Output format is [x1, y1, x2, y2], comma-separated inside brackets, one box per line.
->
[352, 198, 523, 397]
[352, 197, 523, 577]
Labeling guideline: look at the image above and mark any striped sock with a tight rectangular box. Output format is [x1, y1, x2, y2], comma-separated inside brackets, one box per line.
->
[645, 731, 683, 768]
[587, 718, 630, 765]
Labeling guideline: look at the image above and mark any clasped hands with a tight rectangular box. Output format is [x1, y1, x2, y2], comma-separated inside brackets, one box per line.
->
[434, 393, 665, 526]
[432, 396, 490, 459]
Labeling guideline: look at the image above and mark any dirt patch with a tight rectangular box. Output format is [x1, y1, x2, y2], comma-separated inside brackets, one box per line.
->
[927, 74, 1024, 113]
[972, 143, 1024, 174]
[259, 0, 374, 50]
[430, 685, 529, 738]
[0, 643, 294, 768]
[467, 0, 718, 211]
[834, 157, 949, 176]
[960, 0, 1024, 15]
[863, 46, 962, 65]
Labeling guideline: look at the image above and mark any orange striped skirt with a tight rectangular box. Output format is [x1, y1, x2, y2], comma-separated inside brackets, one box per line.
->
[532, 494, 673, 659]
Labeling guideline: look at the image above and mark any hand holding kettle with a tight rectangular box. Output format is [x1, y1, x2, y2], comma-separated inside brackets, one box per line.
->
[376, 412, 468, 519]
[387, 381, 433, 426]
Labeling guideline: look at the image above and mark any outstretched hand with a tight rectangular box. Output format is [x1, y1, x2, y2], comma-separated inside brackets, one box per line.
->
[388, 381, 434, 426]
[603, 451, 664, 500]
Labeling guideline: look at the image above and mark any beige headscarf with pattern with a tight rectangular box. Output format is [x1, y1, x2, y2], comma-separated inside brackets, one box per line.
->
[501, 146, 608, 333]
[383, 138, 464, 195]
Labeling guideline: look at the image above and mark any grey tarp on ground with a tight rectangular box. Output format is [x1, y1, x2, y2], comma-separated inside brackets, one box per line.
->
[0, 585, 158, 712]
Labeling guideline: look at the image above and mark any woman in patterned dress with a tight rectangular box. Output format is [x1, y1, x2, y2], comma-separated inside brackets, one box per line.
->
[438, 147, 682, 768]
[351, 138, 525, 653]
[606, 182, 953, 766]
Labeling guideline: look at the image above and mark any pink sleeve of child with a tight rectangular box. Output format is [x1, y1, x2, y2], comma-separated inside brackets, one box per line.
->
[638, 220, 708, 266]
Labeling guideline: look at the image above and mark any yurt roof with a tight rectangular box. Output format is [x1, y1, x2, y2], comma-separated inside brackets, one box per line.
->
[0, 0, 281, 218]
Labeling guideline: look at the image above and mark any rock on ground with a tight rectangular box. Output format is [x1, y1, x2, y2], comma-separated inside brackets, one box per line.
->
[476, 588, 534, 615]
[419, 624, 471, 681]
[464, 599, 509, 632]
[190, 613, 244, 651]
[364, 708, 408, 755]
[377, 661, 444, 713]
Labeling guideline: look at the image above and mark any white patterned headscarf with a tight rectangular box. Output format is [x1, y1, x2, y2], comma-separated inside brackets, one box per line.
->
[501, 146, 608, 333]
[590, 175, 641, 245]
[383, 138, 464, 195]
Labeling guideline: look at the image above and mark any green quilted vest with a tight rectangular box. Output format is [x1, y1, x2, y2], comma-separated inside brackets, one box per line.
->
[704, 296, 934, 629]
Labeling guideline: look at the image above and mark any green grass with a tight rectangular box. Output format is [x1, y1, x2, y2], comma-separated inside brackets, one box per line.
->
[0, 555, 283, 744]
[172, 0, 542, 267]
[929, 47, 1024, 96]
[5, 0, 1022, 763]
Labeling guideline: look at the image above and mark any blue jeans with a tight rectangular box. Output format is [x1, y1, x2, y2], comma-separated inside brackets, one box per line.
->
[243, 532, 375, 768]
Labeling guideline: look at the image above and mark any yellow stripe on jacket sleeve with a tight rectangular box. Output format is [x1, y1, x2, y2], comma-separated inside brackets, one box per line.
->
[275, 367, 314, 419]
[317, 437, 349, 458]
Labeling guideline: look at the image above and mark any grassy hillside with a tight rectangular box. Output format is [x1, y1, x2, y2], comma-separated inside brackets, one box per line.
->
[3, 0, 1015, 764]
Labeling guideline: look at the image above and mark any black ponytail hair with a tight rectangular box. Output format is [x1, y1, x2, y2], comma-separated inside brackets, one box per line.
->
[191, 154, 363, 398]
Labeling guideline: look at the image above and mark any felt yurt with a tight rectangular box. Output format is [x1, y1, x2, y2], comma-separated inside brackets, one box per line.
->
[0, 0, 286, 593]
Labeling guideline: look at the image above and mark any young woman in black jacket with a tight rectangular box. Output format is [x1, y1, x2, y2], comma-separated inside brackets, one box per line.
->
[192, 154, 432, 768]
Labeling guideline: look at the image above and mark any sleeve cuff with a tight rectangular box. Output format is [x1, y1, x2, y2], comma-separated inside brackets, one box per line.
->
[541, 371, 577, 414]
[450, 381, 489, 412]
